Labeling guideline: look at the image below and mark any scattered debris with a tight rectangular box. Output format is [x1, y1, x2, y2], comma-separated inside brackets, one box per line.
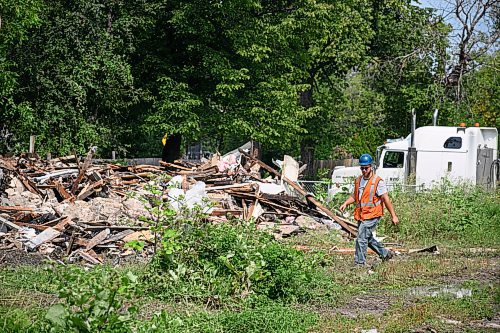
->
[0, 145, 359, 264]
[409, 285, 472, 299]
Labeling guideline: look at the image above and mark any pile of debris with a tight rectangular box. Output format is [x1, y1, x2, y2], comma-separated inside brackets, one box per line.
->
[0, 145, 357, 264]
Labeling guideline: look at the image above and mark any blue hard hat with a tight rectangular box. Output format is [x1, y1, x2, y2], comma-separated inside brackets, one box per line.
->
[359, 154, 373, 166]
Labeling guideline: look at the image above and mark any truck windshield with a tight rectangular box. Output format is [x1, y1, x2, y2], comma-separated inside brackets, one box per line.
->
[383, 151, 404, 168]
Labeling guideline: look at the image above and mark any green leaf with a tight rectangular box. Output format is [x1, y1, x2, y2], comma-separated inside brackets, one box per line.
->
[45, 303, 68, 327]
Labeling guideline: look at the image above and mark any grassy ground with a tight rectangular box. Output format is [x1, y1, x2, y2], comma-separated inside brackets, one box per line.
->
[1, 186, 499, 332]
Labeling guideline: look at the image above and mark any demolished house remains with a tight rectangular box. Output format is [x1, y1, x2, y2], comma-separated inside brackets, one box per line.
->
[0, 145, 358, 265]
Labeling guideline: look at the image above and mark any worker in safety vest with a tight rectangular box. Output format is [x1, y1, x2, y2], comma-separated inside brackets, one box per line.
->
[339, 153, 399, 265]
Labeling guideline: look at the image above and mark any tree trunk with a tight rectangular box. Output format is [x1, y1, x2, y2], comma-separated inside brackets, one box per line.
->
[299, 86, 315, 178]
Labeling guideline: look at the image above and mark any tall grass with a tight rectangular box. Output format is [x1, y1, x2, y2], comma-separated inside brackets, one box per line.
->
[383, 184, 500, 246]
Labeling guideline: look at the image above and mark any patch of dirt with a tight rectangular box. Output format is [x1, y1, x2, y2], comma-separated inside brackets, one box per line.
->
[469, 312, 500, 331]
[332, 292, 400, 318]
[0, 248, 49, 267]
[438, 256, 500, 285]
[0, 288, 58, 309]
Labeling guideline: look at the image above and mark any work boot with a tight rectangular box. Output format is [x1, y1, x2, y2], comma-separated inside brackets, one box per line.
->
[382, 250, 395, 261]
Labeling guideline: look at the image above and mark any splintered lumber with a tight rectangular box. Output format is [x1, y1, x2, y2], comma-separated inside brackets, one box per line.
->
[76, 179, 105, 200]
[50, 155, 77, 164]
[0, 206, 33, 212]
[27, 227, 61, 249]
[53, 217, 70, 231]
[52, 180, 74, 201]
[66, 232, 76, 255]
[159, 161, 193, 170]
[206, 183, 254, 191]
[85, 228, 110, 251]
[0, 159, 16, 171]
[83, 225, 149, 231]
[100, 229, 135, 244]
[334, 215, 358, 229]
[240, 150, 356, 236]
[258, 197, 307, 216]
[12, 222, 48, 231]
[239, 149, 280, 177]
[0, 216, 21, 230]
[283, 177, 357, 236]
[71, 147, 96, 194]
[15, 171, 42, 196]
[122, 230, 153, 243]
[77, 250, 102, 264]
[121, 179, 140, 185]
[211, 209, 243, 216]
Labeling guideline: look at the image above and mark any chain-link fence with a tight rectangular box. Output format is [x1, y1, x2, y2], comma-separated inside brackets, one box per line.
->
[297, 180, 331, 196]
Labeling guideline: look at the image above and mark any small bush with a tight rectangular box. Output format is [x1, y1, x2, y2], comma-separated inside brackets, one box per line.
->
[45, 265, 139, 333]
[137, 176, 317, 305]
[145, 221, 315, 304]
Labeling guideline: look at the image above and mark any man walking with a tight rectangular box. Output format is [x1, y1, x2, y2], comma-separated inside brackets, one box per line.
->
[339, 154, 399, 265]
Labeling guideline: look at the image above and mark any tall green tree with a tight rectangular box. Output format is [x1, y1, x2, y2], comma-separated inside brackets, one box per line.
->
[0, 0, 43, 152]
[7, 0, 143, 155]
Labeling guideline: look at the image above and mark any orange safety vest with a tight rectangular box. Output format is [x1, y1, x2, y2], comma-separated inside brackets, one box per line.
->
[354, 174, 384, 221]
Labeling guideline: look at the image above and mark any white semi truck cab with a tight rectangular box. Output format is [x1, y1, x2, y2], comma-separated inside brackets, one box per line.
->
[330, 115, 498, 196]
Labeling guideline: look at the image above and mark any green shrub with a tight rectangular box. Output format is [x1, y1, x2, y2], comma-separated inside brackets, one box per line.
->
[45, 265, 139, 333]
[0, 307, 41, 333]
[145, 221, 314, 304]
[137, 177, 317, 304]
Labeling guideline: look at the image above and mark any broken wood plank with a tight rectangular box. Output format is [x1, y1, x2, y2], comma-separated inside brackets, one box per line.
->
[242, 199, 248, 220]
[26, 227, 61, 250]
[206, 183, 255, 191]
[66, 231, 76, 256]
[121, 179, 140, 185]
[210, 209, 243, 216]
[40, 216, 66, 227]
[283, 177, 357, 236]
[122, 230, 153, 243]
[0, 159, 16, 171]
[11, 222, 48, 231]
[100, 229, 135, 244]
[239, 149, 281, 177]
[120, 172, 155, 180]
[49, 155, 77, 164]
[159, 161, 194, 170]
[15, 171, 42, 196]
[53, 180, 74, 201]
[76, 250, 101, 264]
[85, 228, 110, 251]
[74, 238, 89, 247]
[76, 179, 104, 201]
[71, 147, 96, 194]
[53, 217, 70, 231]
[257, 197, 307, 216]
[0, 206, 34, 212]
[83, 225, 149, 231]
[0, 216, 21, 230]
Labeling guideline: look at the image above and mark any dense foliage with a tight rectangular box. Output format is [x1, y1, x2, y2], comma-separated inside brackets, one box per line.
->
[0, 0, 497, 159]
